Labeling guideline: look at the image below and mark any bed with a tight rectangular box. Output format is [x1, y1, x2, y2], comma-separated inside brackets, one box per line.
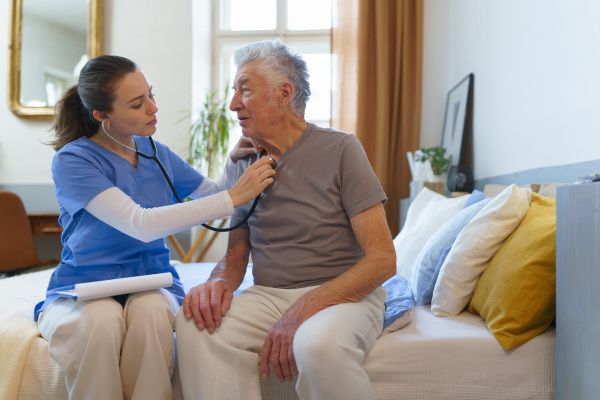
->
[0, 181, 561, 400]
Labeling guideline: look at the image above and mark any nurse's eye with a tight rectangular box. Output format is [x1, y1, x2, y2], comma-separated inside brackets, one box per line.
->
[132, 103, 142, 109]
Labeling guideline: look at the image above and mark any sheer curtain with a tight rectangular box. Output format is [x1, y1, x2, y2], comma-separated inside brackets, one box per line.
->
[332, 0, 423, 235]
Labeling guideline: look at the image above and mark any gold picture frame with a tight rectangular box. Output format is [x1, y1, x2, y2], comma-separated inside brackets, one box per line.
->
[7, 0, 104, 120]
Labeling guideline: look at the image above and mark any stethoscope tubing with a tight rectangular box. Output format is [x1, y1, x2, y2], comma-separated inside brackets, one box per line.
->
[101, 118, 259, 232]
[143, 136, 261, 233]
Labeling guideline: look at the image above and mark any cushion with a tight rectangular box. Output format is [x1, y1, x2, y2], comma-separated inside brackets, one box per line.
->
[409, 195, 490, 305]
[382, 275, 414, 334]
[467, 193, 556, 351]
[431, 184, 532, 317]
[394, 188, 469, 279]
[462, 189, 488, 208]
[537, 183, 566, 198]
[483, 183, 540, 197]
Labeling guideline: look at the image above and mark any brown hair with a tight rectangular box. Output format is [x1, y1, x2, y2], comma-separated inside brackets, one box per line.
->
[49, 55, 138, 151]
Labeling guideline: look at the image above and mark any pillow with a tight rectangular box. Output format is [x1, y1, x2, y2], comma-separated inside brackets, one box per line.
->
[394, 188, 469, 279]
[409, 196, 490, 305]
[431, 184, 532, 317]
[467, 193, 556, 351]
[382, 275, 414, 334]
[483, 183, 540, 197]
[462, 189, 488, 208]
[537, 183, 566, 198]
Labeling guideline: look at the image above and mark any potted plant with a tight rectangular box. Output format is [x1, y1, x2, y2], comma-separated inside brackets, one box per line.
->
[187, 86, 234, 177]
[415, 146, 449, 178]
[178, 86, 234, 262]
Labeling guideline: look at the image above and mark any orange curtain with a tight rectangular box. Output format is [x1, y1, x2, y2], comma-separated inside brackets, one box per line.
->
[332, 0, 423, 236]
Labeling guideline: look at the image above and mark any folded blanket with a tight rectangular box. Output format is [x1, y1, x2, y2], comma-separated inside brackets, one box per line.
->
[382, 275, 414, 334]
[0, 269, 52, 400]
[0, 313, 41, 400]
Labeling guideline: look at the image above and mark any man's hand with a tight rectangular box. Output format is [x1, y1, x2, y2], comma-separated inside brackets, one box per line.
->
[230, 136, 258, 162]
[182, 279, 234, 333]
[260, 294, 318, 382]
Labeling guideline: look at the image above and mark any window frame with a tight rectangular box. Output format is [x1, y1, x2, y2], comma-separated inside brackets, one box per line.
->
[211, 0, 331, 125]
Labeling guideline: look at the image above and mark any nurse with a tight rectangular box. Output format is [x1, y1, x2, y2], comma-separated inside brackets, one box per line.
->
[35, 55, 275, 400]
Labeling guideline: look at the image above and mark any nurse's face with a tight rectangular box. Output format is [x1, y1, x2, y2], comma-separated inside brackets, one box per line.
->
[105, 69, 159, 138]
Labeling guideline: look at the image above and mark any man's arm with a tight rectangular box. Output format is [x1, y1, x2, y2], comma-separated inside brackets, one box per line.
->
[260, 202, 396, 382]
[181, 227, 251, 333]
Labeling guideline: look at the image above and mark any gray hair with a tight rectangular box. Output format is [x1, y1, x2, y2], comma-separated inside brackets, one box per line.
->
[233, 39, 311, 116]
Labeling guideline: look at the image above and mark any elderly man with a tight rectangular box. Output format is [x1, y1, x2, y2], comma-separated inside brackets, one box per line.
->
[176, 39, 396, 400]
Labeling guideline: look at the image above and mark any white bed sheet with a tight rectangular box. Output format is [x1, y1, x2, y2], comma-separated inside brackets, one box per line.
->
[2, 264, 555, 400]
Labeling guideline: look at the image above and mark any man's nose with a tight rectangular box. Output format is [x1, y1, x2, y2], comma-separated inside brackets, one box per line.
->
[229, 91, 242, 112]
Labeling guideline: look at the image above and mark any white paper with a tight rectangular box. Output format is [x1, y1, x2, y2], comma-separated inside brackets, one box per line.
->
[412, 150, 431, 181]
[56, 273, 173, 301]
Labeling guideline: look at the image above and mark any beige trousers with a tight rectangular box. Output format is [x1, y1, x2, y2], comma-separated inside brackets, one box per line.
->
[38, 289, 179, 400]
[176, 285, 386, 400]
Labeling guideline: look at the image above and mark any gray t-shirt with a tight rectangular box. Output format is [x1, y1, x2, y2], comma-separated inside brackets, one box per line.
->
[231, 123, 387, 288]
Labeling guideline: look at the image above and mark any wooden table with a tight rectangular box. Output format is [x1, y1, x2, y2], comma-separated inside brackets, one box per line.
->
[27, 212, 62, 236]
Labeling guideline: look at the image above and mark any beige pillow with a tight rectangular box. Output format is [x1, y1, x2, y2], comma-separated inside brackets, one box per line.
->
[537, 183, 566, 198]
[431, 184, 531, 317]
[483, 183, 540, 197]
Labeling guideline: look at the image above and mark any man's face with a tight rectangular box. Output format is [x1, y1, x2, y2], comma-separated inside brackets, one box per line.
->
[229, 61, 283, 141]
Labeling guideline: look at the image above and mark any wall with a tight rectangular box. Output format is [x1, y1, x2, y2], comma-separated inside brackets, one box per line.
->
[0, 0, 197, 259]
[420, 0, 600, 180]
[0, 0, 193, 201]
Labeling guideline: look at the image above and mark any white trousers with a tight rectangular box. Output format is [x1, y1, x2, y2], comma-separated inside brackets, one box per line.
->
[38, 289, 180, 400]
[175, 285, 386, 400]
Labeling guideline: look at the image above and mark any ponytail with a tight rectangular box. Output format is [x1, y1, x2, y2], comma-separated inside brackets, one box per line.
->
[49, 85, 99, 151]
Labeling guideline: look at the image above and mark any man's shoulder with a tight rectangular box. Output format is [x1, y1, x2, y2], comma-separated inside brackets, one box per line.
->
[307, 123, 357, 145]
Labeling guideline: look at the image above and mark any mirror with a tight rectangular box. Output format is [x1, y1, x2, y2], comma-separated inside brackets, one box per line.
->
[7, 0, 103, 120]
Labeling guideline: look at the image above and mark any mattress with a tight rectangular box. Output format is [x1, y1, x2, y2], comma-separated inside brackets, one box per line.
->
[1, 264, 555, 400]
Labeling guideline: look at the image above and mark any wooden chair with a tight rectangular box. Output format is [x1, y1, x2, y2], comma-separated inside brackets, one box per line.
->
[0, 190, 58, 277]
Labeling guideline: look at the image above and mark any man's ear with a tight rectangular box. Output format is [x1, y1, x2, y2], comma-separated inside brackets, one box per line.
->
[92, 110, 107, 123]
[280, 82, 294, 107]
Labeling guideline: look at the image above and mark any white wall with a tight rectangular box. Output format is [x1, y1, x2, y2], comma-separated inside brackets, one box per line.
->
[421, 0, 600, 179]
[0, 0, 193, 185]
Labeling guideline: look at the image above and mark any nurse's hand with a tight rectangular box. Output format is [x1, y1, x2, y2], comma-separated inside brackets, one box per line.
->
[230, 137, 258, 163]
[182, 279, 233, 333]
[228, 157, 275, 207]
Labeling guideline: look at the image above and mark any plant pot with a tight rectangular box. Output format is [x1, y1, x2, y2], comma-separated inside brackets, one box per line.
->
[425, 174, 447, 196]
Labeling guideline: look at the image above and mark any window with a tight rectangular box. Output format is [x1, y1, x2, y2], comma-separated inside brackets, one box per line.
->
[213, 0, 332, 151]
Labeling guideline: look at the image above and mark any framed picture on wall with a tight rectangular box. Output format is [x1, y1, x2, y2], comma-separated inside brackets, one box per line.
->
[441, 73, 474, 170]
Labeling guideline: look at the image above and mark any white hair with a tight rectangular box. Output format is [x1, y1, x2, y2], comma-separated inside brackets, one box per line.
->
[233, 39, 311, 116]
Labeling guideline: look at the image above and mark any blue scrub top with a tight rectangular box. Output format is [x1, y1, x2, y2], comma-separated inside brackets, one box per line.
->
[34, 136, 204, 320]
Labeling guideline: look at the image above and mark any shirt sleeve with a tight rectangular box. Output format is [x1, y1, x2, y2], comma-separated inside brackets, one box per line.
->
[338, 134, 387, 217]
[84, 187, 234, 242]
[188, 157, 236, 199]
[52, 147, 117, 217]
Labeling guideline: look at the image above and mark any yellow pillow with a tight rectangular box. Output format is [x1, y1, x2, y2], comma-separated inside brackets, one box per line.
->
[467, 193, 556, 351]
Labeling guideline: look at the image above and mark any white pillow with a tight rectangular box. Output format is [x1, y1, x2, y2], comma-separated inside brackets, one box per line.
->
[430, 184, 532, 317]
[394, 188, 469, 280]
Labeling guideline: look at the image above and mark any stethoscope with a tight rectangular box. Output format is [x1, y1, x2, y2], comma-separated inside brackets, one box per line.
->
[101, 118, 271, 232]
